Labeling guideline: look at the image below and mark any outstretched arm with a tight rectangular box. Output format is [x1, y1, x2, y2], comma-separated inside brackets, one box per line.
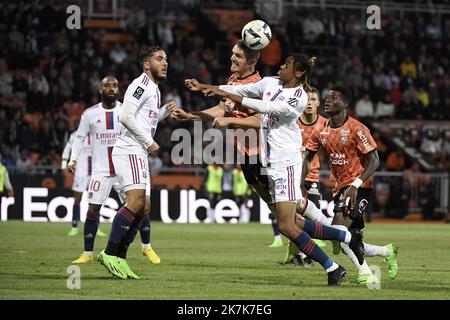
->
[171, 102, 226, 121]
[212, 114, 261, 129]
[185, 78, 217, 92]
[204, 87, 302, 119]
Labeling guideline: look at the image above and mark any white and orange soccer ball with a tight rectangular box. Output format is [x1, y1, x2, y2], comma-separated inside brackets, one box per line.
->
[241, 19, 272, 50]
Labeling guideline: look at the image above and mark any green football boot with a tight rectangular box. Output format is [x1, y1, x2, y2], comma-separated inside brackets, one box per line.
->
[97, 250, 127, 279]
[384, 243, 398, 280]
[117, 258, 140, 279]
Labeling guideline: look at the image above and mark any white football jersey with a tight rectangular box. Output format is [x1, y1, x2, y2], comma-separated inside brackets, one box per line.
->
[76, 102, 123, 177]
[113, 73, 161, 156]
[231, 77, 308, 167]
[65, 131, 91, 176]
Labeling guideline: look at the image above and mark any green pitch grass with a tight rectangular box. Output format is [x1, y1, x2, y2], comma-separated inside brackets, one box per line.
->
[0, 221, 449, 300]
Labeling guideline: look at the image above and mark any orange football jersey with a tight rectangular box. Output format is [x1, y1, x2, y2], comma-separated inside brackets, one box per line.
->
[224, 71, 262, 156]
[297, 115, 327, 182]
[306, 117, 377, 196]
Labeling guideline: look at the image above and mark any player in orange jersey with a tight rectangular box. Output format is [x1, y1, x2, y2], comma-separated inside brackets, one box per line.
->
[302, 85, 398, 284]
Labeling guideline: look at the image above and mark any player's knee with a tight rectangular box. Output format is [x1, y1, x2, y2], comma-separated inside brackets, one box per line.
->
[296, 199, 306, 215]
[130, 195, 145, 212]
[74, 194, 82, 205]
[86, 207, 100, 220]
[277, 220, 295, 237]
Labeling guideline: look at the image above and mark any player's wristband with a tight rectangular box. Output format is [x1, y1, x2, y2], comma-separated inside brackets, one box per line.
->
[351, 178, 364, 189]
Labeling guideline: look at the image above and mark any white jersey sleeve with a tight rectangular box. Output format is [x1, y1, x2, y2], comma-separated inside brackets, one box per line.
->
[241, 96, 305, 119]
[121, 82, 153, 148]
[219, 77, 268, 99]
[62, 132, 75, 161]
[157, 103, 176, 122]
[113, 73, 162, 156]
[70, 111, 91, 161]
[76, 111, 90, 140]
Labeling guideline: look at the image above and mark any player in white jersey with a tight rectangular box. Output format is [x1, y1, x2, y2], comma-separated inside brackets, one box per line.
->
[61, 130, 92, 236]
[187, 54, 364, 285]
[97, 47, 176, 279]
[68, 76, 161, 265]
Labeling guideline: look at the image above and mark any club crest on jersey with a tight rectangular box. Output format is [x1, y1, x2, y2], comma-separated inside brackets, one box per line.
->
[286, 97, 298, 107]
[274, 178, 287, 193]
[133, 86, 144, 99]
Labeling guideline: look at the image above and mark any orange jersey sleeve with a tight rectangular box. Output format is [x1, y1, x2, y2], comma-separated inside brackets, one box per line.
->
[308, 117, 377, 196]
[224, 71, 262, 156]
[297, 115, 327, 182]
[224, 72, 262, 119]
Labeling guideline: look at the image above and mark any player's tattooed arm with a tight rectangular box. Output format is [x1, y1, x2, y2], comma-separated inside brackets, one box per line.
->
[343, 150, 380, 210]
[358, 150, 380, 183]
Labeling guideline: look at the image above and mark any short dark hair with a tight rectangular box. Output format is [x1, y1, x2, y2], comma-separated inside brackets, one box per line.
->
[138, 46, 164, 68]
[236, 39, 261, 62]
[330, 85, 352, 107]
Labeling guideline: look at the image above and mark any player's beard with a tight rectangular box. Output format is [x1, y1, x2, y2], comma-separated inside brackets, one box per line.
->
[151, 68, 167, 82]
[102, 92, 117, 104]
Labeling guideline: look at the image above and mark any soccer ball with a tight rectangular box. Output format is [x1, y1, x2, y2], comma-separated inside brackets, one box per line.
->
[241, 20, 272, 50]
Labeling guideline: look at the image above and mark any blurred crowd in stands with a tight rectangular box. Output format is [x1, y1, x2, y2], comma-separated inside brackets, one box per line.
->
[0, 1, 449, 179]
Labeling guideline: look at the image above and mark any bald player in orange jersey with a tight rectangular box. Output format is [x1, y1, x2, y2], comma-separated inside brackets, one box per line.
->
[302, 85, 398, 284]
[172, 40, 282, 246]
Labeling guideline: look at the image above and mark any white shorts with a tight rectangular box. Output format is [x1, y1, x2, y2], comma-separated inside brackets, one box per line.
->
[112, 153, 150, 195]
[267, 163, 302, 203]
[72, 174, 91, 193]
[87, 175, 126, 205]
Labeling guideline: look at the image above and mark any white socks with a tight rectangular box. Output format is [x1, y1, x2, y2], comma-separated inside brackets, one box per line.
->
[142, 243, 151, 251]
[340, 243, 372, 275]
[332, 224, 351, 243]
[84, 251, 93, 256]
[274, 235, 282, 241]
[364, 243, 390, 257]
[302, 200, 332, 226]
[326, 262, 339, 273]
